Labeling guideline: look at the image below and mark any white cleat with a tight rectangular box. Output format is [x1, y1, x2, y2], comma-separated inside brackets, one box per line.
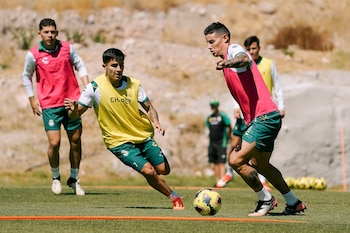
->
[67, 178, 85, 196]
[51, 179, 62, 195]
[248, 196, 278, 217]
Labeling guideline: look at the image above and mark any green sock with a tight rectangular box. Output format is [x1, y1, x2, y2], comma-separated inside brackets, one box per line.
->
[70, 168, 79, 180]
[283, 190, 298, 206]
[51, 167, 60, 179]
[169, 191, 179, 200]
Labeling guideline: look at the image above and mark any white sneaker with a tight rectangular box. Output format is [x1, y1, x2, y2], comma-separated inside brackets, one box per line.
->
[216, 174, 233, 188]
[67, 178, 85, 196]
[248, 196, 278, 217]
[51, 179, 62, 195]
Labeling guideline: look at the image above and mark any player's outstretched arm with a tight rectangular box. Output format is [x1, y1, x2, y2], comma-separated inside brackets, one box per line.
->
[64, 98, 88, 120]
[216, 52, 250, 70]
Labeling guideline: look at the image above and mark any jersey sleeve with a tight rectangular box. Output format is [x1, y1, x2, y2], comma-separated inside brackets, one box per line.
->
[227, 44, 250, 59]
[227, 44, 252, 73]
[221, 112, 231, 126]
[270, 62, 285, 110]
[22, 51, 36, 97]
[70, 44, 88, 78]
[138, 85, 148, 103]
[78, 82, 99, 108]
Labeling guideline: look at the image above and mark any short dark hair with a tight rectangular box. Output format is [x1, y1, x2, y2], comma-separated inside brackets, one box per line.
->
[203, 22, 230, 40]
[102, 48, 125, 64]
[244, 35, 260, 48]
[39, 18, 56, 30]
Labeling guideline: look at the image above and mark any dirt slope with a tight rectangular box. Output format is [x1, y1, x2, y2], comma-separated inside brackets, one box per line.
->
[1, 1, 350, 187]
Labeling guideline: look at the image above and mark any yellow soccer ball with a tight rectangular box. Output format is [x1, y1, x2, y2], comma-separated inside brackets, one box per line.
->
[193, 188, 222, 216]
[284, 177, 295, 188]
[312, 177, 327, 190]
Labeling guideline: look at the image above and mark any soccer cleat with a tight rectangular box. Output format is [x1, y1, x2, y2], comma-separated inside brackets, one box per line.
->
[248, 196, 278, 217]
[51, 177, 62, 195]
[172, 197, 185, 210]
[67, 177, 85, 196]
[216, 174, 233, 188]
[282, 200, 307, 215]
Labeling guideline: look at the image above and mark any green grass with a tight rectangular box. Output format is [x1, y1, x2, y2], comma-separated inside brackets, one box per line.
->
[0, 176, 349, 233]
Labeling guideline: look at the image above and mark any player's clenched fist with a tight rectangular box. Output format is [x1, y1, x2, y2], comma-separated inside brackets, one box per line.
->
[64, 98, 77, 111]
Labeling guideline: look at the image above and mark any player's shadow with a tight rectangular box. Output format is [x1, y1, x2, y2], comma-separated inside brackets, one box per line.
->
[125, 206, 172, 210]
[268, 211, 305, 216]
[61, 192, 121, 196]
[268, 212, 286, 216]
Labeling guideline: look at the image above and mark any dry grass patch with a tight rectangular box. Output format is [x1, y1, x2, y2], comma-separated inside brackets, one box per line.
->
[1, 0, 225, 14]
[269, 25, 333, 51]
[332, 51, 350, 70]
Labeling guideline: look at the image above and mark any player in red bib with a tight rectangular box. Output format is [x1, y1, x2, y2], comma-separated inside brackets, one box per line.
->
[204, 22, 306, 216]
[22, 18, 89, 195]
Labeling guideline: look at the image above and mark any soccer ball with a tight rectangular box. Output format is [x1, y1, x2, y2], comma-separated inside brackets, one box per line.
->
[193, 188, 222, 216]
[284, 177, 295, 188]
[297, 176, 313, 189]
[312, 177, 327, 190]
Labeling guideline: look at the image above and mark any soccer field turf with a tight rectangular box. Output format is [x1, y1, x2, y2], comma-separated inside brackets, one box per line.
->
[0, 183, 349, 233]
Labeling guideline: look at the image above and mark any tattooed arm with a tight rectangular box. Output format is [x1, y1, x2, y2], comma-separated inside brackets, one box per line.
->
[216, 52, 250, 70]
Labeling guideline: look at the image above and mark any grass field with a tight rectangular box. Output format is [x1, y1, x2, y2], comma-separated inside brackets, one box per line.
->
[0, 175, 349, 233]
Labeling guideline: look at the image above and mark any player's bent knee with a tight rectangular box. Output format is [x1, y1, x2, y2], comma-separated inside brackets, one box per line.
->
[157, 169, 170, 175]
[141, 163, 157, 176]
[228, 157, 243, 170]
[155, 163, 170, 175]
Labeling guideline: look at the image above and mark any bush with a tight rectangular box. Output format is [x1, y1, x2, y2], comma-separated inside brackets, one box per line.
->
[62, 29, 87, 46]
[92, 31, 106, 44]
[11, 28, 35, 50]
[269, 25, 333, 51]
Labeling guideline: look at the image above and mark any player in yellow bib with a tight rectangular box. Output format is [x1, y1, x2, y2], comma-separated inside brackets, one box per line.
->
[64, 48, 184, 210]
[244, 35, 285, 116]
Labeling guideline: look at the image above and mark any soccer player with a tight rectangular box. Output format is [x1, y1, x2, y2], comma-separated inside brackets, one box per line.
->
[22, 18, 88, 195]
[203, 22, 306, 216]
[226, 35, 286, 191]
[64, 48, 185, 210]
[244, 35, 285, 117]
[205, 99, 232, 187]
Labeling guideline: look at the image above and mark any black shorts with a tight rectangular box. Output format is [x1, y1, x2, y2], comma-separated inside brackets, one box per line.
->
[208, 143, 227, 164]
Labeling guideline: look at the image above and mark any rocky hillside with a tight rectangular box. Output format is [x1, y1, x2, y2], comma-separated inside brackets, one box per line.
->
[1, 0, 350, 188]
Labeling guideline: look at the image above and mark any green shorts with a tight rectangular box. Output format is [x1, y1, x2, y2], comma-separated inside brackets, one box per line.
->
[242, 111, 282, 152]
[109, 138, 166, 172]
[42, 107, 82, 131]
[233, 118, 247, 137]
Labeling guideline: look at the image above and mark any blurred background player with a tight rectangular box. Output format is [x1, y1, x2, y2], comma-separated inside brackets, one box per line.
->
[205, 99, 232, 188]
[244, 35, 285, 117]
[226, 35, 286, 191]
[22, 18, 89, 195]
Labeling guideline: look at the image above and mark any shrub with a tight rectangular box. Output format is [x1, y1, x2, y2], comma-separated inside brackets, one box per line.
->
[11, 28, 35, 50]
[62, 29, 87, 46]
[332, 51, 350, 69]
[269, 25, 333, 51]
[92, 31, 106, 44]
